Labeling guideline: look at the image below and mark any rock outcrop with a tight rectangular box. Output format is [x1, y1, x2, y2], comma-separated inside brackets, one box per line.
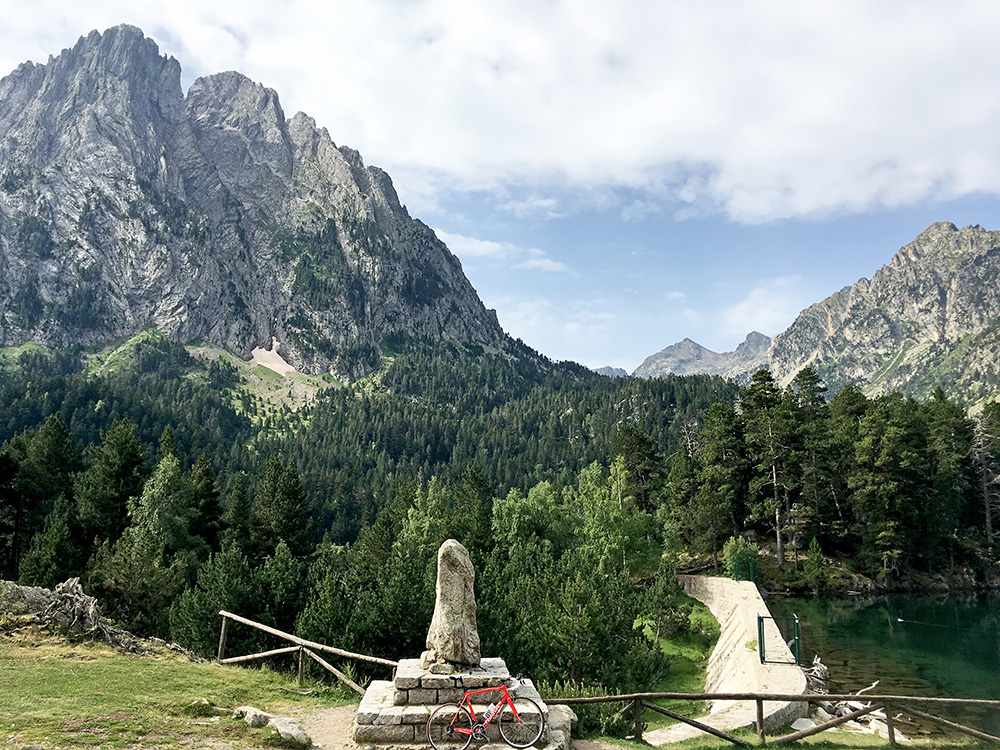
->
[763, 222, 1000, 399]
[0, 25, 509, 379]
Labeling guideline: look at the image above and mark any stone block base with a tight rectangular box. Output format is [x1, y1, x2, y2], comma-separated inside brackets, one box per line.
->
[394, 657, 511, 705]
[352, 668, 560, 747]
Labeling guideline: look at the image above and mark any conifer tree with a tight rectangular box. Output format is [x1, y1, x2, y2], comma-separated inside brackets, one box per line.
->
[169, 545, 257, 656]
[741, 369, 797, 567]
[220, 472, 252, 555]
[189, 456, 223, 553]
[75, 418, 149, 544]
[253, 458, 315, 557]
[972, 403, 1000, 546]
[18, 494, 83, 586]
[5, 414, 83, 571]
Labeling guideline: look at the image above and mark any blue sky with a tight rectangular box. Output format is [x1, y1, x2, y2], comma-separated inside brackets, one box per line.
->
[4, 1, 1000, 371]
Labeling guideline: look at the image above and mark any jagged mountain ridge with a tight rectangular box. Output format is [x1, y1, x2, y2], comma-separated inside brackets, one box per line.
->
[637, 222, 1000, 401]
[633, 331, 771, 380]
[0, 25, 509, 378]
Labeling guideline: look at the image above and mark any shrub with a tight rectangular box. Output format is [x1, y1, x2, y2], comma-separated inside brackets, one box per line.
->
[538, 680, 631, 738]
[722, 536, 759, 580]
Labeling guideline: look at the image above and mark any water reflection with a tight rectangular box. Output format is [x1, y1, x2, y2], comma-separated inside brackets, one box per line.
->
[766, 591, 1000, 737]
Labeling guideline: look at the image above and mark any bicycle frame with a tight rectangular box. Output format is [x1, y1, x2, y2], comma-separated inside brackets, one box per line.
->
[450, 684, 520, 734]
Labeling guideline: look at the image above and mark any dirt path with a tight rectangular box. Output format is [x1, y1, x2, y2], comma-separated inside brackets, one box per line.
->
[295, 706, 617, 750]
[297, 705, 363, 750]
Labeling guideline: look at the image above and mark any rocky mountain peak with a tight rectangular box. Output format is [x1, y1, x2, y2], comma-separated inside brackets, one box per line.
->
[633, 331, 770, 379]
[890, 221, 990, 274]
[638, 222, 1000, 402]
[0, 25, 510, 379]
[734, 331, 771, 357]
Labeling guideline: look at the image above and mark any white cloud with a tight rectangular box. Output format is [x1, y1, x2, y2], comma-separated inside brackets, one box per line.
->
[433, 230, 511, 259]
[489, 295, 623, 366]
[518, 257, 569, 273]
[663, 290, 685, 302]
[719, 276, 808, 338]
[7, 2, 1000, 223]
[498, 196, 563, 219]
[433, 229, 569, 273]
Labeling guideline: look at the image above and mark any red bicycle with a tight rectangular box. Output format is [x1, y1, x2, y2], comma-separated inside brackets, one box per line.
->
[426, 675, 545, 750]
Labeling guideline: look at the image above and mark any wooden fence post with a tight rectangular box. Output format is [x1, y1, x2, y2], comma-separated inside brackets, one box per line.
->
[298, 646, 305, 686]
[756, 698, 765, 743]
[217, 615, 229, 662]
[883, 701, 896, 745]
[632, 698, 643, 743]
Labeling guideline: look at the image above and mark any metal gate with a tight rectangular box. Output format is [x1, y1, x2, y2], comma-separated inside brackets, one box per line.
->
[758, 613, 800, 666]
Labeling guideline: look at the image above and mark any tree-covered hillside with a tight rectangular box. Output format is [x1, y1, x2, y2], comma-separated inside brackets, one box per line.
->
[0, 335, 735, 696]
[0, 336, 996, 700]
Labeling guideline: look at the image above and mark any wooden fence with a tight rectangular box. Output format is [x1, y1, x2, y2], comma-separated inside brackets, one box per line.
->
[547, 691, 1000, 746]
[215, 611, 999, 745]
[216, 610, 397, 696]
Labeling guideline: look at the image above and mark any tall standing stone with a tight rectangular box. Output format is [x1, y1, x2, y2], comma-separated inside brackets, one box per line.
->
[420, 539, 480, 672]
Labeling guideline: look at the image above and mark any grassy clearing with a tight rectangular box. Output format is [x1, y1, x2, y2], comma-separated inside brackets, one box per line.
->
[0, 340, 52, 365]
[86, 329, 168, 376]
[1, 622, 354, 748]
[641, 594, 720, 730]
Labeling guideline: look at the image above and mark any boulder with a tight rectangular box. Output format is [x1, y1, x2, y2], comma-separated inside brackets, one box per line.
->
[269, 716, 311, 745]
[40, 579, 102, 632]
[547, 705, 578, 750]
[0, 580, 54, 615]
[234, 706, 273, 728]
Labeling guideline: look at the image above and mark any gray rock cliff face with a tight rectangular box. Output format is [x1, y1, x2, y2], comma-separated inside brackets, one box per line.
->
[763, 222, 1000, 398]
[0, 25, 507, 377]
[637, 223, 1000, 400]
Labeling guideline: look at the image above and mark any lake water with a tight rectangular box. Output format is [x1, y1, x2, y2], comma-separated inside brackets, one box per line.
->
[765, 591, 1000, 738]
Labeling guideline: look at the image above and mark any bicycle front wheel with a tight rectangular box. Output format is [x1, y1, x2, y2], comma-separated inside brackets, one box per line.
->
[427, 703, 474, 750]
[497, 696, 545, 748]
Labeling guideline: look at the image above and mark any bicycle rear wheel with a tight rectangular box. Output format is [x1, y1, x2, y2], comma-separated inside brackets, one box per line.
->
[497, 696, 544, 748]
[427, 703, 473, 750]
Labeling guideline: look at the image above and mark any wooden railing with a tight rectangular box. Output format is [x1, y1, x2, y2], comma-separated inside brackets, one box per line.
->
[546, 691, 1000, 746]
[216, 610, 397, 696]
[214, 611, 998, 745]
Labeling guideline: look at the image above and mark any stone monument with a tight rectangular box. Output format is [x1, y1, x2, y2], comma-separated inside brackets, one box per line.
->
[352, 539, 569, 747]
[421, 538, 481, 672]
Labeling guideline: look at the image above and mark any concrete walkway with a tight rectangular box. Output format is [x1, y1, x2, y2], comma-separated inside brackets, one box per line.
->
[644, 575, 807, 745]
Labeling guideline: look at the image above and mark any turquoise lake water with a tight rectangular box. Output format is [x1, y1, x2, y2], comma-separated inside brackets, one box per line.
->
[765, 591, 1000, 738]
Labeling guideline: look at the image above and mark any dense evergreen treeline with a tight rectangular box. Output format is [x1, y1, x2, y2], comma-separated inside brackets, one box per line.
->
[0, 336, 731, 695]
[669, 368, 1000, 581]
[1, 336, 997, 698]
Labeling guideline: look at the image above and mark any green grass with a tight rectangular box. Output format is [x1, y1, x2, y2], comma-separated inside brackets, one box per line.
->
[252, 364, 288, 382]
[641, 594, 720, 730]
[649, 730, 995, 749]
[0, 340, 52, 364]
[867, 342, 911, 390]
[86, 328, 168, 376]
[0, 626, 353, 748]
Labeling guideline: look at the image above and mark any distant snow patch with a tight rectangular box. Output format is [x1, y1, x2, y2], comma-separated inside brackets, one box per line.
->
[250, 338, 297, 376]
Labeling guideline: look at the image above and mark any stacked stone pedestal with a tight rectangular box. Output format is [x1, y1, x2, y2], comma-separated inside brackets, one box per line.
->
[353, 657, 550, 746]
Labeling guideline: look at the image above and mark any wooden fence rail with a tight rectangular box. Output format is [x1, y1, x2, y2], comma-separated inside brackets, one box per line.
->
[214, 609, 998, 746]
[545, 692, 1000, 746]
[216, 610, 397, 695]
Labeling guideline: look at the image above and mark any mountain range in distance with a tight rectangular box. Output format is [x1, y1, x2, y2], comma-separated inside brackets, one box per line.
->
[628, 221, 1000, 404]
[1, 25, 999, 404]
